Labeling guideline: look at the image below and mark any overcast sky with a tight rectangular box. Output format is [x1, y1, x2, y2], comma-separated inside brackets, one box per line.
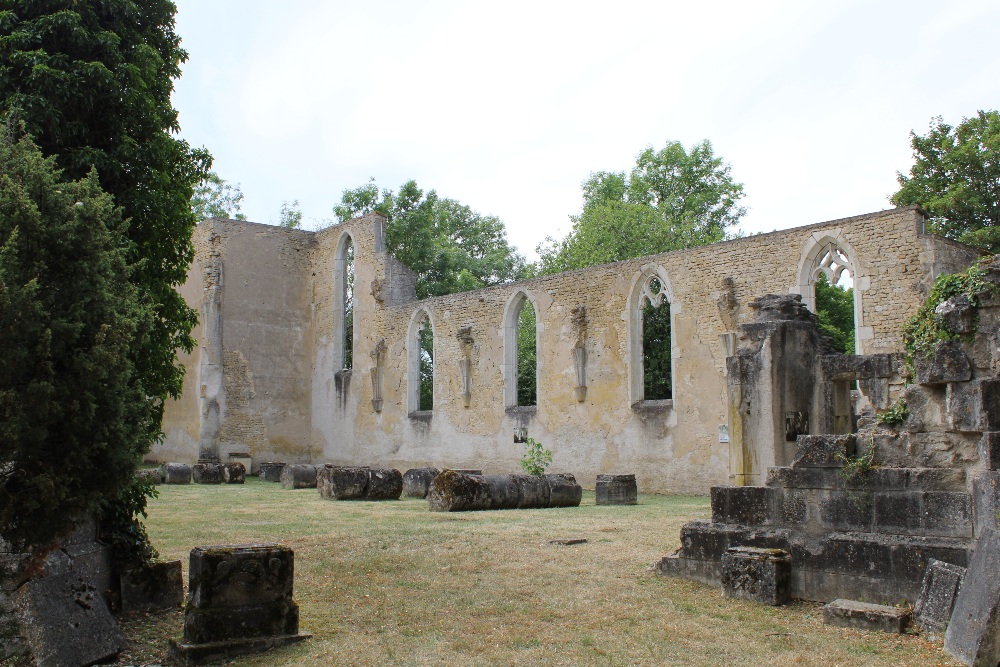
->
[171, 0, 1000, 259]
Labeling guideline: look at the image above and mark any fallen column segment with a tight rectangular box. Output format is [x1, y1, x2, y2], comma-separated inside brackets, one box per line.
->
[428, 470, 582, 511]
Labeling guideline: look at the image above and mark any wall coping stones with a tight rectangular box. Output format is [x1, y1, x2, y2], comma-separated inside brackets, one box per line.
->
[822, 599, 911, 634]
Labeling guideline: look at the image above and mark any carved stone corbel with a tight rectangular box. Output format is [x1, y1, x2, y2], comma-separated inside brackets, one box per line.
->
[456, 326, 474, 407]
[370, 338, 386, 412]
[571, 305, 588, 402]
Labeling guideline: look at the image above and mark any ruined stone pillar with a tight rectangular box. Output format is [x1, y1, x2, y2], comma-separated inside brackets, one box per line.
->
[198, 254, 224, 463]
[725, 295, 829, 486]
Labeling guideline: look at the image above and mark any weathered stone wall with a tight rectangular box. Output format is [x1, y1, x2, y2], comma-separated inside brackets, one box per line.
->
[158, 207, 980, 493]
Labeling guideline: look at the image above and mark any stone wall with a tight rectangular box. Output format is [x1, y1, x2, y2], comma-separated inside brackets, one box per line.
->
[158, 207, 980, 493]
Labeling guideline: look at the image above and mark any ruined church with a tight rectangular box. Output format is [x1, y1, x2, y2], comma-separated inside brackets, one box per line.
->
[156, 206, 979, 495]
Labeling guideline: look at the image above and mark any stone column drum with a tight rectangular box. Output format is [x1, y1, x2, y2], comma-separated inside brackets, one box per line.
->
[595, 474, 638, 505]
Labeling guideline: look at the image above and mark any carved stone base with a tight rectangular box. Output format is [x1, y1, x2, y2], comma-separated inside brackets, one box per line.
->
[169, 632, 312, 666]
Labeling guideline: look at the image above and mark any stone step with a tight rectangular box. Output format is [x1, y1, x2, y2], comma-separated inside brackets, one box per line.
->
[823, 599, 911, 634]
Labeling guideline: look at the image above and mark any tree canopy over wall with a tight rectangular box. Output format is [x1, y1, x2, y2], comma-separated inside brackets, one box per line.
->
[335, 179, 529, 299]
[892, 110, 1000, 253]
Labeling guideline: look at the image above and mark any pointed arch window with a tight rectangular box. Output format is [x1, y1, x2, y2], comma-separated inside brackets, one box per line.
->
[798, 238, 861, 355]
[629, 268, 674, 406]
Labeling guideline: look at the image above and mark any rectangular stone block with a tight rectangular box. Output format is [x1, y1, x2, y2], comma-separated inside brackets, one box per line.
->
[873, 492, 923, 533]
[823, 599, 911, 634]
[721, 547, 791, 605]
[914, 559, 966, 639]
[14, 573, 126, 666]
[948, 379, 1000, 432]
[595, 474, 638, 505]
[710, 486, 779, 525]
[817, 490, 874, 531]
[187, 544, 294, 610]
[792, 434, 856, 468]
[923, 492, 973, 538]
[945, 528, 1000, 666]
[258, 462, 285, 482]
[121, 560, 183, 613]
[914, 341, 972, 385]
[980, 432, 1000, 471]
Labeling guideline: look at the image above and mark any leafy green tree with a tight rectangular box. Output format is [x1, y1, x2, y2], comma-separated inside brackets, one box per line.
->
[0, 131, 152, 550]
[814, 274, 855, 355]
[334, 179, 529, 299]
[192, 171, 246, 220]
[538, 140, 746, 274]
[0, 2, 212, 439]
[891, 111, 1000, 252]
[279, 199, 303, 229]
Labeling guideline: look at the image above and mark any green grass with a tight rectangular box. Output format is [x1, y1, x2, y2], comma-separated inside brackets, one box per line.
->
[113, 480, 959, 666]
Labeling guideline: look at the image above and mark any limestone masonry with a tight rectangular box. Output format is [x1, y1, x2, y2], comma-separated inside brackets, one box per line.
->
[157, 207, 978, 494]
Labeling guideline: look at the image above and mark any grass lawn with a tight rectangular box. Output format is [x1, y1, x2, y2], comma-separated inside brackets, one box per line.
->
[115, 479, 960, 666]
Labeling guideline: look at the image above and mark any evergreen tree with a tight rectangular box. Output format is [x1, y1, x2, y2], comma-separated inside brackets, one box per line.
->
[0, 130, 151, 550]
[0, 1, 212, 447]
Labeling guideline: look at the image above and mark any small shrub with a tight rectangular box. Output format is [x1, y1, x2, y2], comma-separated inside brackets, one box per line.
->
[877, 399, 909, 426]
[902, 262, 993, 375]
[519, 438, 552, 477]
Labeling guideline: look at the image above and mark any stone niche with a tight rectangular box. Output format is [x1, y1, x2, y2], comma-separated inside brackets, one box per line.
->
[169, 544, 310, 665]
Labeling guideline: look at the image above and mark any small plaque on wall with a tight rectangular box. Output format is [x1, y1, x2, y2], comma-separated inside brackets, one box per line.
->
[719, 424, 729, 443]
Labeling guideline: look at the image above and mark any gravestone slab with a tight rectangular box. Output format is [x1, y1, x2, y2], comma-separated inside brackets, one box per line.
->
[403, 467, 442, 498]
[170, 543, 310, 665]
[720, 546, 790, 605]
[823, 599, 911, 634]
[945, 528, 1000, 666]
[914, 559, 966, 639]
[121, 560, 184, 613]
[258, 462, 286, 482]
[595, 474, 638, 505]
[163, 462, 192, 484]
[15, 573, 125, 667]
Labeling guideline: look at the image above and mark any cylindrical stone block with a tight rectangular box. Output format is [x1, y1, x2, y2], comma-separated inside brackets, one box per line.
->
[223, 462, 246, 484]
[402, 468, 442, 498]
[280, 464, 318, 489]
[163, 463, 192, 485]
[317, 465, 369, 499]
[429, 471, 583, 512]
[428, 470, 493, 511]
[135, 468, 163, 485]
[258, 462, 286, 482]
[192, 462, 224, 484]
[366, 468, 403, 500]
[547, 473, 584, 507]
[595, 474, 638, 505]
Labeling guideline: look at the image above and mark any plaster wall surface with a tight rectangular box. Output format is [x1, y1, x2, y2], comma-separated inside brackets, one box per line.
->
[159, 207, 980, 493]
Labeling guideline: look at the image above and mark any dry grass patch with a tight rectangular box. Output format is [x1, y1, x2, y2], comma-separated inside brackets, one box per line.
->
[114, 480, 961, 667]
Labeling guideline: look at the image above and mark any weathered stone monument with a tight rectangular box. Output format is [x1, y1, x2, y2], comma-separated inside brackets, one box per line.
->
[720, 546, 790, 605]
[169, 544, 310, 665]
[258, 461, 286, 482]
[595, 474, 638, 505]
